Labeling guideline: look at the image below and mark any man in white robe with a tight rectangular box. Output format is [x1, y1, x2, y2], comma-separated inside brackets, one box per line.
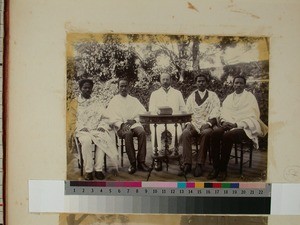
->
[107, 78, 150, 174]
[208, 76, 268, 181]
[69, 79, 119, 180]
[181, 74, 220, 177]
[149, 73, 186, 170]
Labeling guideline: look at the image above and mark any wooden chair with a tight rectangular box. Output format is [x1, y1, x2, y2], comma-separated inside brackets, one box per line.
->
[115, 133, 126, 167]
[192, 134, 253, 175]
[230, 138, 253, 175]
[115, 133, 138, 167]
[73, 136, 107, 176]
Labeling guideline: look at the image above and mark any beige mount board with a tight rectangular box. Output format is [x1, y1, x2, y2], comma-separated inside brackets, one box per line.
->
[6, 0, 300, 225]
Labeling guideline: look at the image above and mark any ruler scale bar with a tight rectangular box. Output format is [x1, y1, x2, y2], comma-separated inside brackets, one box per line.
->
[66, 186, 270, 197]
[65, 181, 271, 198]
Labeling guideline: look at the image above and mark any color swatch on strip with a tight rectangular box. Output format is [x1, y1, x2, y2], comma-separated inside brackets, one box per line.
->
[69, 181, 266, 189]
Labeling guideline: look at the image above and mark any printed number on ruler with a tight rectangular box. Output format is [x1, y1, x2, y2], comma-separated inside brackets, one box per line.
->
[65, 182, 271, 197]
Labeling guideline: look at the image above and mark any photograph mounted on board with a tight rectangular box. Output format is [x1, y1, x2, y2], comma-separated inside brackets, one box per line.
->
[66, 33, 269, 182]
[59, 214, 268, 225]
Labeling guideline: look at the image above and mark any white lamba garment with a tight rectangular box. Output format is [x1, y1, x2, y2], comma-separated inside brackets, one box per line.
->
[70, 94, 119, 171]
[186, 90, 220, 133]
[221, 90, 268, 148]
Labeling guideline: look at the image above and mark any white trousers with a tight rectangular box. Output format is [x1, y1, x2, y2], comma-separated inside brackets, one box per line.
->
[78, 134, 104, 173]
[150, 124, 182, 153]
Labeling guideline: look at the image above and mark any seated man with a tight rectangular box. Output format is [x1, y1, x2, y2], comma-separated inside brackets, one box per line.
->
[149, 73, 186, 170]
[69, 79, 119, 180]
[107, 78, 150, 174]
[181, 74, 220, 177]
[208, 76, 267, 181]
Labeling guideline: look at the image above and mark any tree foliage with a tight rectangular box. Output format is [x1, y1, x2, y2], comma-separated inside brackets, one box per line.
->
[67, 34, 269, 148]
[73, 36, 139, 82]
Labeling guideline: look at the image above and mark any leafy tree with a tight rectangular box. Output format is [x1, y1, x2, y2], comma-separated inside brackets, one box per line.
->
[73, 38, 139, 82]
[67, 34, 269, 149]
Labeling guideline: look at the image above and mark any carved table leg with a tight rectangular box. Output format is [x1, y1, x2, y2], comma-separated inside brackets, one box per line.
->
[148, 123, 158, 180]
[164, 123, 169, 171]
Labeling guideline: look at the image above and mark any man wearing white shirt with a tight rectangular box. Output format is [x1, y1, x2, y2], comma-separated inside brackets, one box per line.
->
[208, 76, 267, 181]
[107, 78, 150, 174]
[149, 73, 186, 170]
[181, 74, 220, 177]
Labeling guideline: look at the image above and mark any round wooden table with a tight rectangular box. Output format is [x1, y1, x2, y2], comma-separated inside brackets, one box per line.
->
[139, 112, 192, 181]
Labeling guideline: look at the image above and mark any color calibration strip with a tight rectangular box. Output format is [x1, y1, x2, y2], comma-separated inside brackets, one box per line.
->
[29, 181, 300, 214]
[65, 181, 271, 197]
[64, 181, 271, 214]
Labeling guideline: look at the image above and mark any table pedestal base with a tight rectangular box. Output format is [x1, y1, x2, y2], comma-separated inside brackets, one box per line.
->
[146, 153, 187, 181]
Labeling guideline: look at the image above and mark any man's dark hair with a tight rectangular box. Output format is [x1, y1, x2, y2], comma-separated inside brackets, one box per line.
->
[79, 79, 94, 89]
[233, 75, 246, 84]
[118, 77, 129, 86]
[195, 73, 209, 83]
[159, 72, 171, 80]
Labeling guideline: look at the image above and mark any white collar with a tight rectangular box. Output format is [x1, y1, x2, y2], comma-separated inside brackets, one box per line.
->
[161, 86, 171, 93]
[118, 94, 129, 99]
[233, 90, 245, 97]
[197, 89, 207, 98]
[78, 94, 92, 103]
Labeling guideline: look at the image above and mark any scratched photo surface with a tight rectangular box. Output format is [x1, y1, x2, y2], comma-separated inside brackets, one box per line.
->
[66, 33, 269, 182]
[59, 214, 268, 225]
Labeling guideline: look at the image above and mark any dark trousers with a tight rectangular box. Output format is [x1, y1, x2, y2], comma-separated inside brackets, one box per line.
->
[119, 126, 147, 165]
[211, 127, 248, 171]
[181, 126, 213, 165]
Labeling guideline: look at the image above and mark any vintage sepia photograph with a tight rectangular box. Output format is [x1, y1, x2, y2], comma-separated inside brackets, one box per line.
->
[7, 0, 300, 224]
[66, 33, 269, 182]
[59, 214, 268, 225]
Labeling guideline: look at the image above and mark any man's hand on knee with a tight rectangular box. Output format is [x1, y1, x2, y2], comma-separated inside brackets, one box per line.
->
[200, 123, 210, 132]
[221, 122, 237, 131]
[126, 119, 136, 126]
[185, 123, 193, 132]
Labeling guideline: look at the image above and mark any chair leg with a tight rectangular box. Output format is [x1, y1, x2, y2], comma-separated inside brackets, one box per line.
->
[234, 143, 238, 164]
[208, 139, 212, 165]
[121, 138, 124, 167]
[74, 136, 84, 176]
[240, 143, 244, 175]
[115, 133, 119, 160]
[232, 139, 254, 176]
[104, 154, 107, 172]
[195, 136, 199, 153]
[80, 148, 84, 176]
[249, 142, 253, 168]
